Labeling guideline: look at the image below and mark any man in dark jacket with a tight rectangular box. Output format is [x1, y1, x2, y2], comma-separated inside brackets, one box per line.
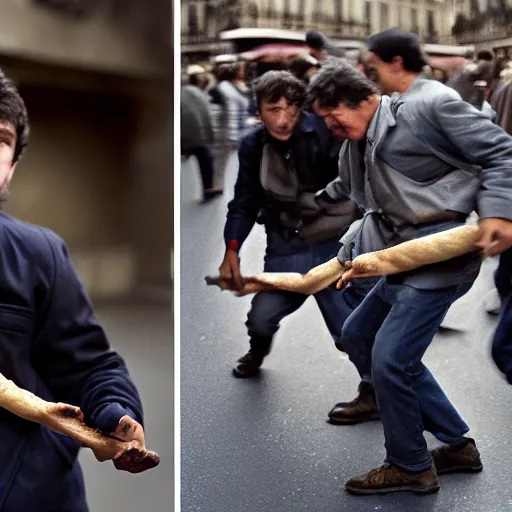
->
[0, 69, 147, 511]
[218, 70, 361, 377]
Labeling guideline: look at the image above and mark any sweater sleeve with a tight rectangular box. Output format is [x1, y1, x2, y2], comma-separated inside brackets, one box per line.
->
[32, 229, 144, 433]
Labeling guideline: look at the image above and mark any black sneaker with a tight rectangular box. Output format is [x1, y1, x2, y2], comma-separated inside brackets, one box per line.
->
[233, 349, 266, 378]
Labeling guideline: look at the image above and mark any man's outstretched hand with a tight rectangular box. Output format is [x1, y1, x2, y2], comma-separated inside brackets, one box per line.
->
[106, 415, 157, 474]
[218, 249, 243, 291]
[476, 218, 512, 258]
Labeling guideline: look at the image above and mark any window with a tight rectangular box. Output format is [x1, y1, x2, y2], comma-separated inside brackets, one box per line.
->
[427, 9, 436, 34]
[411, 7, 418, 32]
[365, 0, 371, 25]
[335, 0, 343, 22]
[188, 4, 198, 35]
[380, 2, 389, 30]
[299, 0, 305, 19]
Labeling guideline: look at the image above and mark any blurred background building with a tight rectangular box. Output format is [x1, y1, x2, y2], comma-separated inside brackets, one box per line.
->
[450, 0, 512, 53]
[4, 0, 173, 304]
[181, 0, 456, 65]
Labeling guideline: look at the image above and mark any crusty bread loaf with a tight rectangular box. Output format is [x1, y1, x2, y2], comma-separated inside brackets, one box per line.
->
[205, 225, 481, 295]
[343, 225, 480, 280]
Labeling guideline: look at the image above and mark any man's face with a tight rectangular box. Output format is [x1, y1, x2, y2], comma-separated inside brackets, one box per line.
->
[259, 98, 300, 141]
[0, 122, 16, 204]
[310, 48, 327, 62]
[365, 51, 401, 95]
[313, 101, 372, 141]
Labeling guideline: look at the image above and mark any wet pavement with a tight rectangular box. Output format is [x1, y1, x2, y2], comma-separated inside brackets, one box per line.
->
[181, 155, 512, 512]
[79, 302, 173, 512]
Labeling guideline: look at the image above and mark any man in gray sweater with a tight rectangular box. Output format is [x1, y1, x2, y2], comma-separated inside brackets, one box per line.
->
[308, 61, 512, 495]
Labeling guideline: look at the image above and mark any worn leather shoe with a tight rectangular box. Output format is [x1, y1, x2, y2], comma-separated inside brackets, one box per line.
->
[345, 463, 440, 495]
[233, 349, 267, 378]
[431, 438, 483, 475]
[328, 382, 380, 425]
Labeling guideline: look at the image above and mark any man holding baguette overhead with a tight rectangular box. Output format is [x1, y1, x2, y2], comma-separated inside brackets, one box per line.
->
[308, 60, 512, 495]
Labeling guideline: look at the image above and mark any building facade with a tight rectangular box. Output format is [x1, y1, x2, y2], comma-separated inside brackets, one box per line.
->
[365, 0, 454, 42]
[181, 0, 455, 64]
[181, 0, 370, 65]
[451, 0, 512, 52]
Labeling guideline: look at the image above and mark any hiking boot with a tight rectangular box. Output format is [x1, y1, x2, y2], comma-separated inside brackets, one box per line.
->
[233, 349, 267, 378]
[431, 438, 483, 475]
[328, 381, 380, 425]
[345, 463, 440, 496]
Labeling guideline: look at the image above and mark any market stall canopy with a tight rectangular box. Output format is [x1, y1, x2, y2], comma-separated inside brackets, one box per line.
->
[240, 43, 310, 62]
[426, 55, 471, 74]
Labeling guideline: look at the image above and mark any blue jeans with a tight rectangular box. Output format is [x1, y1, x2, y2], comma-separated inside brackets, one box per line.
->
[495, 248, 512, 300]
[341, 277, 474, 472]
[246, 232, 346, 352]
[492, 249, 512, 381]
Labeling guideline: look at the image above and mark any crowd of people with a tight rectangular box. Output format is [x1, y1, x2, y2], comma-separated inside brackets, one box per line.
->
[188, 27, 512, 497]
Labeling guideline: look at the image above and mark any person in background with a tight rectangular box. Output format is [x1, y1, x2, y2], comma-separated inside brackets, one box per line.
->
[288, 55, 321, 84]
[490, 249, 512, 381]
[446, 50, 495, 111]
[210, 62, 251, 191]
[181, 64, 223, 202]
[432, 67, 448, 84]
[306, 31, 328, 62]
[306, 30, 345, 62]
[218, 71, 361, 378]
[363, 28, 427, 96]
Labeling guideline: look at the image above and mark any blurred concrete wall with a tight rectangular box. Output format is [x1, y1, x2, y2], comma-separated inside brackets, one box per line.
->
[0, 0, 173, 303]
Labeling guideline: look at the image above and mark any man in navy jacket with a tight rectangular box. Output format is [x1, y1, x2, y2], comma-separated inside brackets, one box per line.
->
[218, 71, 361, 377]
[0, 70, 145, 510]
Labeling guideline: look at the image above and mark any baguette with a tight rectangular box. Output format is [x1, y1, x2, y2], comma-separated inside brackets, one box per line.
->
[205, 225, 480, 295]
[0, 373, 160, 474]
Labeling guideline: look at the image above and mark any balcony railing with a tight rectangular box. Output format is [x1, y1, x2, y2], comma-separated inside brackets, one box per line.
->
[453, 24, 512, 44]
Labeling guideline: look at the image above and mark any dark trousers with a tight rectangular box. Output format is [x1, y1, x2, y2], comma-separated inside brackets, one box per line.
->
[246, 232, 347, 352]
[188, 146, 214, 191]
[341, 277, 474, 472]
[492, 249, 512, 381]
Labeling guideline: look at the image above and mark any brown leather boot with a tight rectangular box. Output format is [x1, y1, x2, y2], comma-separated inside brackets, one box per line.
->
[431, 438, 483, 475]
[328, 382, 380, 425]
[345, 463, 440, 495]
[233, 349, 267, 378]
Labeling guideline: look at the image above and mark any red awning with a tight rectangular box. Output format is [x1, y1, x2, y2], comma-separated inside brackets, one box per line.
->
[240, 43, 309, 62]
[426, 55, 470, 74]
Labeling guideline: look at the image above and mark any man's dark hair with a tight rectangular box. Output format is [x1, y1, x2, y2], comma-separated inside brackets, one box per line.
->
[476, 50, 494, 62]
[288, 57, 319, 83]
[214, 63, 237, 82]
[189, 73, 204, 87]
[0, 69, 29, 163]
[367, 28, 427, 73]
[306, 31, 326, 50]
[254, 71, 306, 109]
[307, 60, 379, 110]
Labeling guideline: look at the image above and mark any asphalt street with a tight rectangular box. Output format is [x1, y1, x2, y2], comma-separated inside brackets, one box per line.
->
[181, 154, 512, 512]
[79, 302, 174, 512]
